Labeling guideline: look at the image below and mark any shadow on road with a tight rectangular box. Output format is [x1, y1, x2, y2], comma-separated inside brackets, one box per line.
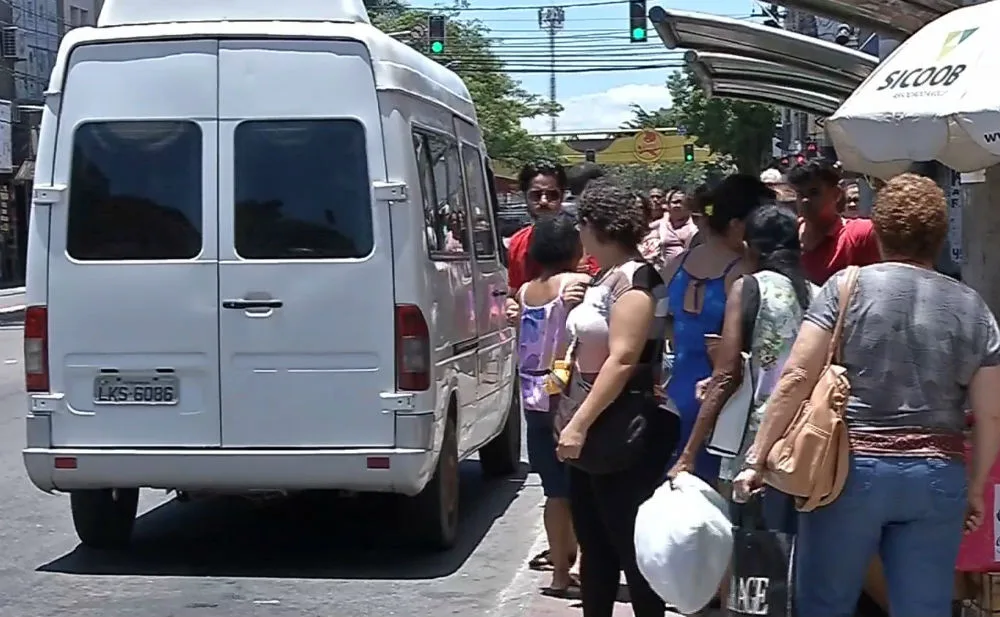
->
[39, 460, 528, 580]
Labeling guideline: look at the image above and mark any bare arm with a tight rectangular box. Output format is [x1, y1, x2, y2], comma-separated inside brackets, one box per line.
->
[679, 278, 745, 460]
[970, 364, 1000, 496]
[743, 321, 831, 470]
[566, 289, 655, 433]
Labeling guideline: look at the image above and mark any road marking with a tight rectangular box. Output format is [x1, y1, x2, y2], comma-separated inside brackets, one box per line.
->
[490, 497, 547, 617]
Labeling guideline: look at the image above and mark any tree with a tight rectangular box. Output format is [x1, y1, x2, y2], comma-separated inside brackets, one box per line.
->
[607, 162, 704, 192]
[620, 104, 676, 129]
[365, 1, 561, 167]
[664, 69, 778, 176]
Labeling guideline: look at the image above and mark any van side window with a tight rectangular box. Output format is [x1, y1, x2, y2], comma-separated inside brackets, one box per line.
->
[67, 121, 202, 260]
[234, 119, 373, 260]
[460, 144, 497, 261]
[413, 129, 470, 257]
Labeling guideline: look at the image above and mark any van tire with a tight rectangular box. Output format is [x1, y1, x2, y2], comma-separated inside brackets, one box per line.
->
[409, 414, 459, 551]
[70, 488, 139, 550]
[479, 384, 521, 478]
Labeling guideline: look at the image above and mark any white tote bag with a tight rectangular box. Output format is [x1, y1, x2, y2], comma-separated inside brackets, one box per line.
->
[705, 351, 753, 458]
[705, 274, 759, 458]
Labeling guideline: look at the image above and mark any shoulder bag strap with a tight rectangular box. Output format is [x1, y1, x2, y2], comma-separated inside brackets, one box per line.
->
[740, 274, 761, 354]
[824, 266, 861, 367]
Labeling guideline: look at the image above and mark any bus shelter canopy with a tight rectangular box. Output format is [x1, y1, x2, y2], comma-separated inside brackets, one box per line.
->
[684, 50, 862, 99]
[691, 72, 844, 117]
[649, 7, 878, 85]
[770, 0, 961, 40]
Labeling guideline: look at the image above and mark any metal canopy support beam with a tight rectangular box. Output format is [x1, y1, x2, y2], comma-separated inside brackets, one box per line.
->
[649, 7, 878, 85]
[689, 69, 843, 117]
[684, 50, 860, 98]
[769, 0, 960, 39]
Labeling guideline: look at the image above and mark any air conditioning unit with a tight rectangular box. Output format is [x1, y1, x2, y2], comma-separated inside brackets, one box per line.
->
[1, 27, 19, 59]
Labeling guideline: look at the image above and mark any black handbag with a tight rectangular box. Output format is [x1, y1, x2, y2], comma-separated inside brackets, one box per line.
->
[728, 494, 796, 617]
[567, 375, 656, 475]
[557, 264, 658, 475]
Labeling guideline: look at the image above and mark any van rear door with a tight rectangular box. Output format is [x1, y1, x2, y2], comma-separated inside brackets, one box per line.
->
[45, 40, 222, 447]
[216, 40, 396, 448]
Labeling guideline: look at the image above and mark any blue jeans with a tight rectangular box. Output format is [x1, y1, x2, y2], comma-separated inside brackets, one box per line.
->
[795, 455, 966, 617]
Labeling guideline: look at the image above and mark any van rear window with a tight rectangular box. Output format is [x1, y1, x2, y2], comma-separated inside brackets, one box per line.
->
[234, 119, 374, 260]
[67, 121, 203, 261]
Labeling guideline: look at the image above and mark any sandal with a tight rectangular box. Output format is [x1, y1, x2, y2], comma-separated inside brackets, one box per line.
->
[541, 573, 582, 600]
[528, 549, 578, 571]
[529, 549, 553, 570]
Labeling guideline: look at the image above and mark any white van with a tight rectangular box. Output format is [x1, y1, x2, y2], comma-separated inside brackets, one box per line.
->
[22, 0, 521, 551]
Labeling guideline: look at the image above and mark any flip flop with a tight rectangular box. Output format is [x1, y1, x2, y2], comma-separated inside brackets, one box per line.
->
[529, 549, 578, 571]
[540, 574, 582, 600]
[529, 549, 553, 570]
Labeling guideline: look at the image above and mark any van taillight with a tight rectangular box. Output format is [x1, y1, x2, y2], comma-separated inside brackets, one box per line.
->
[395, 304, 430, 391]
[24, 305, 49, 392]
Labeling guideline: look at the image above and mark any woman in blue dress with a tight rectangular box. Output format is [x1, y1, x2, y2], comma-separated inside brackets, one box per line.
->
[659, 175, 773, 484]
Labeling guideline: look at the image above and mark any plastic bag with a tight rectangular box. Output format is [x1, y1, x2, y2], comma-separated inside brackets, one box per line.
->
[634, 471, 733, 614]
[729, 495, 794, 616]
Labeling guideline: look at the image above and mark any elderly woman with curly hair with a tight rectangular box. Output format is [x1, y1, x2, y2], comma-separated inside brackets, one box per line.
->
[554, 178, 678, 617]
[734, 173, 1000, 616]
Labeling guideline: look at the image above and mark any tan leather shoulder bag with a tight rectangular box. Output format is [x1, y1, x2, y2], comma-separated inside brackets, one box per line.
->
[763, 265, 860, 512]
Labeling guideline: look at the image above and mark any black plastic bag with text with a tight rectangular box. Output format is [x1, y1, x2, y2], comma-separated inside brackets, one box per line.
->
[728, 494, 795, 617]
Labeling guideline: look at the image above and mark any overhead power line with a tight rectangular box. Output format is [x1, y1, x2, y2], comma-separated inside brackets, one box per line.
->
[410, 0, 634, 12]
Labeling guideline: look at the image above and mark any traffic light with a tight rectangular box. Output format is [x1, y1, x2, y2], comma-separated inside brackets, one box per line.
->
[805, 141, 818, 159]
[428, 15, 446, 54]
[629, 0, 647, 43]
[796, 154, 807, 165]
[585, 149, 596, 163]
[683, 143, 695, 162]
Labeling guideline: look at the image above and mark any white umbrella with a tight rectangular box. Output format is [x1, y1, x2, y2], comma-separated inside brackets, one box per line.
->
[826, 2, 1000, 178]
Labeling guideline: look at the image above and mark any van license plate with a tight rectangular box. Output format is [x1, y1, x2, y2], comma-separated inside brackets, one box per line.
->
[93, 374, 180, 405]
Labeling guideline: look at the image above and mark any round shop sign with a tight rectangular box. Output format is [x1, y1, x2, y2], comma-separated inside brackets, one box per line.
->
[633, 130, 664, 163]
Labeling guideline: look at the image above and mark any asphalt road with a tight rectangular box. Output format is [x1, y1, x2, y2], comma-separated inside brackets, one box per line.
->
[0, 322, 548, 617]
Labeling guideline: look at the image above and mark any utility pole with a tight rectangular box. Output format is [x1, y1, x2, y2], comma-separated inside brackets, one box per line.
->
[537, 6, 564, 134]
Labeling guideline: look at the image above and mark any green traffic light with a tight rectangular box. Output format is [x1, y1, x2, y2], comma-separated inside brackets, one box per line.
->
[685, 154, 694, 162]
[631, 27, 646, 41]
[430, 40, 444, 54]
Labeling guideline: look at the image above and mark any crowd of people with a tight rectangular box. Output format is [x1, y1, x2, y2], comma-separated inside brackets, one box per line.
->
[501, 157, 1000, 617]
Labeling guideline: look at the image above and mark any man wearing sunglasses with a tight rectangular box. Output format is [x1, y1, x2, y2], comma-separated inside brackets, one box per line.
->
[504, 161, 600, 324]
[789, 159, 880, 285]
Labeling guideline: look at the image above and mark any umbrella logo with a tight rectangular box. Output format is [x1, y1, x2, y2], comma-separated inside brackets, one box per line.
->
[938, 28, 978, 60]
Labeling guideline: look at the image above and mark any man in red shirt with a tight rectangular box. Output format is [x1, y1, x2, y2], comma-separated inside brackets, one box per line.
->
[788, 159, 881, 284]
[504, 162, 601, 323]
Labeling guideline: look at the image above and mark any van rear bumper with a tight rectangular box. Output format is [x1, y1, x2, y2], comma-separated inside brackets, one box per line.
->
[23, 446, 438, 495]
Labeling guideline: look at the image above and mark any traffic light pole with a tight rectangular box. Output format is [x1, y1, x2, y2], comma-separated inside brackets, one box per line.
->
[537, 7, 564, 134]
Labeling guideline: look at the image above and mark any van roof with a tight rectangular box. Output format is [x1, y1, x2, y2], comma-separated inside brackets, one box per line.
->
[51, 0, 476, 121]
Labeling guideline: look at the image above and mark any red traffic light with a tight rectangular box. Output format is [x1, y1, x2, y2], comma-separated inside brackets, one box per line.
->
[796, 155, 806, 164]
[806, 142, 817, 152]
[779, 157, 790, 167]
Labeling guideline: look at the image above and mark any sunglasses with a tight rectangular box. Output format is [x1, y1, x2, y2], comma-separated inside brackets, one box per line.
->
[527, 189, 562, 202]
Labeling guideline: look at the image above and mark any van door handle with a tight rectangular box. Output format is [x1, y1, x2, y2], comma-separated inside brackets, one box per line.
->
[491, 289, 508, 297]
[222, 299, 283, 310]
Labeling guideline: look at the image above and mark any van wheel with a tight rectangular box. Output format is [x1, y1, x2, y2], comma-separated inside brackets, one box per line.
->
[479, 383, 521, 478]
[70, 488, 139, 550]
[409, 415, 459, 551]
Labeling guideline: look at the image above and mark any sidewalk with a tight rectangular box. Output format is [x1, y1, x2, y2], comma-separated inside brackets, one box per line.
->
[525, 591, 638, 617]
[524, 588, 721, 617]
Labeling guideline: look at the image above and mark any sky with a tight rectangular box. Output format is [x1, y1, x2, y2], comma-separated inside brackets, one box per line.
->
[411, 0, 759, 134]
